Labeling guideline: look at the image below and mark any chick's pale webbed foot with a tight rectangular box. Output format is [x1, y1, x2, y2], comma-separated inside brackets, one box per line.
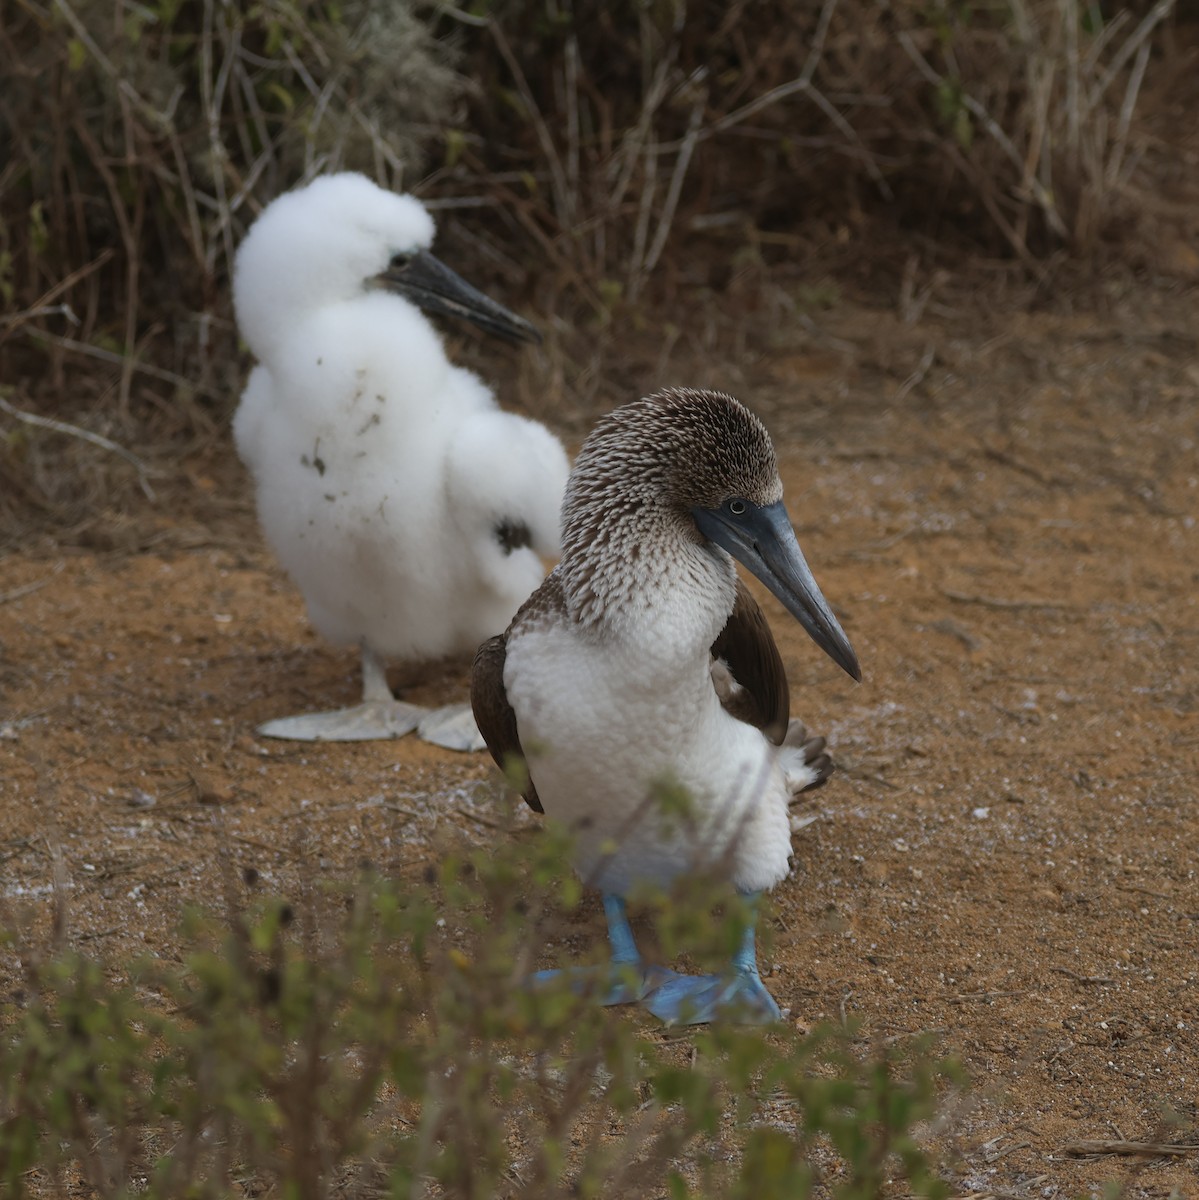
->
[256, 701, 425, 742]
[257, 644, 484, 750]
[417, 703, 487, 752]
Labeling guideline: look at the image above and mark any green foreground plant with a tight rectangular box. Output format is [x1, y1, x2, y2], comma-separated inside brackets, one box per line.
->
[0, 825, 959, 1199]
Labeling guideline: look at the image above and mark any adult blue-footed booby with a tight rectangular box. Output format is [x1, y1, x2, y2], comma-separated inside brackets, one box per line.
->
[233, 172, 569, 751]
[472, 388, 860, 1024]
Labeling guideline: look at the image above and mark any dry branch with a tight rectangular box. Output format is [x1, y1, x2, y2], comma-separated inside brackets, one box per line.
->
[1061, 1139, 1198, 1158]
[0, 564, 64, 604]
[0, 395, 157, 500]
[942, 590, 1074, 612]
[1052, 967, 1115, 985]
[897, 29, 1068, 240]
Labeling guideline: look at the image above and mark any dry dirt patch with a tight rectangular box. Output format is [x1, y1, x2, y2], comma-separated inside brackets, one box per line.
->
[2, 292, 1197, 1197]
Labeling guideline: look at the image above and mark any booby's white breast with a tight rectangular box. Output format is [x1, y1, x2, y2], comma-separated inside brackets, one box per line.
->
[504, 571, 793, 896]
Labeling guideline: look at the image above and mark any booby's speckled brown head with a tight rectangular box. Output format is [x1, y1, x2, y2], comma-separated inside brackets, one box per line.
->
[560, 387, 861, 680]
[563, 388, 783, 551]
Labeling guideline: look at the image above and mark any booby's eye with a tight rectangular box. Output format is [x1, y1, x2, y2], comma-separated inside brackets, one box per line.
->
[388, 251, 412, 271]
[727, 498, 748, 516]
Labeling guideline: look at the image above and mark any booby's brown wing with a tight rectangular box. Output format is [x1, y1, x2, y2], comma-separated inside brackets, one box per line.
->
[471, 633, 543, 814]
[711, 577, 791, 745]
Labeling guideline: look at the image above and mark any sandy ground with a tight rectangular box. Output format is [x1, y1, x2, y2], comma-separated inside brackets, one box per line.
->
[2, 286, 1197, 1197]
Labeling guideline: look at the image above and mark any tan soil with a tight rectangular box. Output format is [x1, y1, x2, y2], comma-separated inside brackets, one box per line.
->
[2, 284, 1197, 1198]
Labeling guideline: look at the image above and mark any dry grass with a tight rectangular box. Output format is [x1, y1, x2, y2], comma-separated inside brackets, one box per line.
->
[892, 0, 1178, 265]
[0, 0, 1187, 542]
[0, 0, 462, 410]
[432, 1, 1180, 306]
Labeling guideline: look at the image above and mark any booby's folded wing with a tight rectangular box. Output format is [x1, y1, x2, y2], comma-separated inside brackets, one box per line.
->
[471, 633, 543, 813]
[710, 578, 790, 746]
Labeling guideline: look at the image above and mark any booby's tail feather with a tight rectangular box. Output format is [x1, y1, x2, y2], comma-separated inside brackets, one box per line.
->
[780, 719, 833, 798]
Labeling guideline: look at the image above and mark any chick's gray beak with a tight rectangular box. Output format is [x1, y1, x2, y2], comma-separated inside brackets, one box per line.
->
[376, 249, 541, 345]
[693, 499, 861, 682]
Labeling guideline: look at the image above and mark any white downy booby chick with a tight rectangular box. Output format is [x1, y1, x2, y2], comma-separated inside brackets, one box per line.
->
[233, 172, 569, 750]
[472, 388, 860, 1023]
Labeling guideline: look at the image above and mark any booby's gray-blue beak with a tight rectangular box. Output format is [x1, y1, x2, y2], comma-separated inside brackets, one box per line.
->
[376, 249, 541, 345]
[693, 498, 861, 682]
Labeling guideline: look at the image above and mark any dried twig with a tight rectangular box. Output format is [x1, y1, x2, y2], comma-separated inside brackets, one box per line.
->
[696, 0, 892, 198]
[1115, 883, 1171, 900]
[898, 30, 1068, 239]
[944, 990, 1029, 1004]
[19, 330, 219, 401]
[1106, 39, 1151, 188]
[0, 562, 65, 605]
[65, 111, 141, 413]
[1088, 0, 1175, 109]
[949, 1184, 1048, 1200]
[1062, 1139, 1198, 1158]
[982, 1138, 1031, 1163]
[490, 20, 571, 227]
[456, 807, 528, 835]
[563, 33, 580, 225]
[1052, 966, 1115, 985]
[892, 344, 935, 404]
[0, 837, 37, 866]
[201, 0, 237, 281]
[0, 395, 157, 500]
[51, 0, 173, 130]
[919, 619, 981, 652]
[0, 249, 112, 347]
[981, 444, 1066, 487]
[635, 93, 705, 296]
[942, 589, 1074, 612]
[629, 141, 659, 295]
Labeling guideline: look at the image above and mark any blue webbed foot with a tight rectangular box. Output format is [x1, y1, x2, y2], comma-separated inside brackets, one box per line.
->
[641, 968, 782, 1025]
[528, 962, 649, 1006]
[641, 892, 783, 1026]
[526, 893, 659, 1006]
